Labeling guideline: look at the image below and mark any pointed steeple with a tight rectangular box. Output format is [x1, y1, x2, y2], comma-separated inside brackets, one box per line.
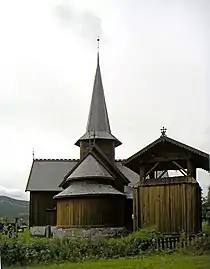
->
[86, 52, 111, 133]
[75, 39, 121, 148]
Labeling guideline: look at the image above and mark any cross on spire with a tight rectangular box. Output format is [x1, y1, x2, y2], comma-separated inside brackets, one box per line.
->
[161, 126, 167, 136]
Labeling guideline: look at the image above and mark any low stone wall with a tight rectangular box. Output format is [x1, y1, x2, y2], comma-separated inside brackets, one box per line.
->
[30, 226, 46, 236]
[53, 227, 127, 239]
[30, 226, 128, 239]
[30, 226, 57, 236]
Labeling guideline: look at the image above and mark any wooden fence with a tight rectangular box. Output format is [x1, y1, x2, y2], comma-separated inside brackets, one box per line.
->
[143, 234, 208, 251]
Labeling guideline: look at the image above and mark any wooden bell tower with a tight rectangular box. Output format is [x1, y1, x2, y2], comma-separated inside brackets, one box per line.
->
[124, 128, 209, 234]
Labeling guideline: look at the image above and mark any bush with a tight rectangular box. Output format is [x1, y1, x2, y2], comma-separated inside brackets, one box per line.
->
[0, 228, 161, 266]
[0, 228, 209, 266]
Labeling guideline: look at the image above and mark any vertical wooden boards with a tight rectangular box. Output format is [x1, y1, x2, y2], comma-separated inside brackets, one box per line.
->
[133, 188, 137, 231]
[30, 191, 58, 226]
[56, 196, 125, 228]
[134, 182, 201, 234]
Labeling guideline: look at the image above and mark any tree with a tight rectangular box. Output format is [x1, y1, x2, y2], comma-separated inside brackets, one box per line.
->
[202, 186, 210, 223]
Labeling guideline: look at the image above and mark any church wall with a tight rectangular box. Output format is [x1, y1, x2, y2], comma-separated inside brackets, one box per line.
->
[124, 199, 133, 231]
[80, 140, 115, 161]
[56, 195, 125, 228]
[29, 191, 58, 227]
[133, 181, 202, 234]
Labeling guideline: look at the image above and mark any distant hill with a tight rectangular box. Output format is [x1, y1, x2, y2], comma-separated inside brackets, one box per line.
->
[0, 196, 29, 222]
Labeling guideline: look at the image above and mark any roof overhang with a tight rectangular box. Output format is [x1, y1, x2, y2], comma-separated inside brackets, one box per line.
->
[54, 183, 125, 199]
[123, 135, 210, 174]
[75, 131, 122, 147]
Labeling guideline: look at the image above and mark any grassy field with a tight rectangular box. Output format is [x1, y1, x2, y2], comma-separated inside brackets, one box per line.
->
[10, 254, 210, 269]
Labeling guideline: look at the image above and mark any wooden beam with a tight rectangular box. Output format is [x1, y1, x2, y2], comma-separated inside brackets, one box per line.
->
[172, 160, 187, 176]
[149, 171, 155, 179]
[145, 162, 159, 178]
[140, 155, 189, 164]
[157, 170, 168, 179]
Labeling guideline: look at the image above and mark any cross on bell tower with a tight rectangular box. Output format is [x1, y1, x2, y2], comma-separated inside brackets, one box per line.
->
[161, 126, 167, 137]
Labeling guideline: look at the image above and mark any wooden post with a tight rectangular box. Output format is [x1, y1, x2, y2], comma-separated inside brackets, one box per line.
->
[46, 225, 51, 238]
[140, 165, 145, 183]
[133, 188, 137, 231]
[187, 159, 196, 179]
[136, 187, 139, 229]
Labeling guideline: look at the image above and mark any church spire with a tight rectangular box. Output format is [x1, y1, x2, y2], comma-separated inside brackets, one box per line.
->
[86, 47, 111, 134]
[75, 38, 121, 148]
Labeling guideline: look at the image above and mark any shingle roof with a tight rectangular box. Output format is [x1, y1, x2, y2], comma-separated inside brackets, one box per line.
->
[123, 135, 210, 172]
[54, 181, 125, 199]
[76, 131, 121, 146]
[67, 154, 113, 180]
[124, 185, 133, 199]
[25, 157, 170, 194]
[75, 53, 121, 147]
[115, 161, 139, 186]
[25, 159, 78, 192]
[25, 159, 139, 192]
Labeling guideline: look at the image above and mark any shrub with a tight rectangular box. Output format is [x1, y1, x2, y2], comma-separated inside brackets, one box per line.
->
[0, 228, 209, 266]
[0, 228, 161, 266]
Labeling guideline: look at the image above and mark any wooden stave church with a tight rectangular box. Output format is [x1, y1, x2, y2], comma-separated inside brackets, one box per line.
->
[25, 48, 209, 235]
[25, 51, 143, 230]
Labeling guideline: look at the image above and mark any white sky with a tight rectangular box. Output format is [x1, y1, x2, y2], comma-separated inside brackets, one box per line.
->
[0, 0, 209, 200]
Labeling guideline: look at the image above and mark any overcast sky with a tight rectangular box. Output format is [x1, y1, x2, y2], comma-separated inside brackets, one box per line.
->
[0, 0, 209, 200]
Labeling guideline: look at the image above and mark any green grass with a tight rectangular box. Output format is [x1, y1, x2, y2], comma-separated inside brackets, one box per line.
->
[9, 254, 210, 269]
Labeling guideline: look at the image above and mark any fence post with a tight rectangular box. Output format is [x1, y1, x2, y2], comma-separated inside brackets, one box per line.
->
[46, 225, 51, 238]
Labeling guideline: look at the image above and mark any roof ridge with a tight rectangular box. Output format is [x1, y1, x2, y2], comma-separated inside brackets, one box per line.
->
[32, 158, 127, 162]
[34, 158, 79, 162]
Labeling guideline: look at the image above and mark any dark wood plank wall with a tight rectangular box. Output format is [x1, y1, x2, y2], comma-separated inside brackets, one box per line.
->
[133, 182, 201, 234]
[124, 199, 133, 231]
[56, 196, 125, 228]
[29, 191, 58, 227]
